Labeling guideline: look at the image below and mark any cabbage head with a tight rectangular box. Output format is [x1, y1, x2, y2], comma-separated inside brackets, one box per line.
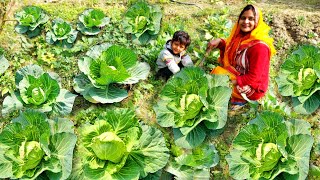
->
[226, 111, 314, 180]
[73, 43, 150, 103]
[255, 143, 281, 172]
[77, 8, 110, 35]
[122, 1, 162, 44]
[46, 18, 78, 48]
[2, 64, 77, 116]
[276, 45, 320, 114]
[19, 141, 45, 171]
[154, 67, 232, 149]
[71, 108, 169, 180]
[0, 110, 77, 179]
[91, 132, 126, 163]
[14, 6, 49, 38]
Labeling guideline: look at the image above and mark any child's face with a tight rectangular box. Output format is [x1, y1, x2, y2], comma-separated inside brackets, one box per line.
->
[171, 41, 186, 54]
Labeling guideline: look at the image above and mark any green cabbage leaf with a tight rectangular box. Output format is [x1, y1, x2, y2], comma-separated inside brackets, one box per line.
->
[46, 18, 78, 48]
[77, 8, 110, 35]
[154, 67, 232, 149]
[74, 43, 150, 103]
[0, 110, 77, 179]
[14, 6, 49, 38]
[226, 111, 314, 180]
[71, 108, 169, 180]
[122, 1, 162, 44]
[2, 64, 77, 116]
[276, 45, 320, 114]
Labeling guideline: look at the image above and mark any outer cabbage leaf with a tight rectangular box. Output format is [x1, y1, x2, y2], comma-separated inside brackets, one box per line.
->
[0, 110, 77, 180]
[14, 6, 49, 38]
[276, 45, 320, 114]
[2, 64, 77, 116]
[72, 108, 169, 180]
[46, 18, 78, 48]
[292, 86, 320, 114]
[226, 111, 314, 180]
[74, 43, 150, 103]
[154, 67, 231, 149]
[122, 1, 162, 44]
[129, 124, 170, 178]
[77, 8, 110, 35]
[165, 144, 219, 180]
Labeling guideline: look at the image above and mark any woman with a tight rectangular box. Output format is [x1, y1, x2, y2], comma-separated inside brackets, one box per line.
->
[207, 4, 276, 110]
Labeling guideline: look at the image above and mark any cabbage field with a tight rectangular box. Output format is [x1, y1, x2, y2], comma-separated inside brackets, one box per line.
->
[0, 0, 319, 179]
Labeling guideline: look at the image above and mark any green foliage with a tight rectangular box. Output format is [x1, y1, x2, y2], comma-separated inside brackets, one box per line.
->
[226, 111, 314, 180]
[0, 47, 9, 75]
[203, 11, 232, 40]
[74, 44, 150, 103]
[154, 67, 232, 149]
[243, 0, 256, 4]
[0, 110, 77, 179]
[122, 1, 162, 44]
[46, 18, 78, 48]
[77, 8, 110, 35]
[165, 144, 219, 179]
[71, 108, 170, 179]
[297, 16, 307, 26]
[14, 6, 49, 38]
[276, 45, 320, 114]
[2, 64, 77, 116]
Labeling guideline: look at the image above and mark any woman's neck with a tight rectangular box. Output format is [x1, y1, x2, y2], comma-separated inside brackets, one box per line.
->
[239, 31, 251, 37]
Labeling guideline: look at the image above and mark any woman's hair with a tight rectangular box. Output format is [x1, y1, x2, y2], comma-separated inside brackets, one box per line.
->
[172, 30, 191, 47]
[238, 4, 256, 22]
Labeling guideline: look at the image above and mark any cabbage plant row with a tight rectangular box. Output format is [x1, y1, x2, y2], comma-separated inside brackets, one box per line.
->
[0, 108, 314, 180]
[14, 1, 162, 46]
[0, 108, 171, 180]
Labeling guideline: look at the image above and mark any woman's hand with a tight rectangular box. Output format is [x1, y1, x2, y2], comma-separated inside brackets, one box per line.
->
[207, 38, 221, 51]
[236, 85, 252, 94]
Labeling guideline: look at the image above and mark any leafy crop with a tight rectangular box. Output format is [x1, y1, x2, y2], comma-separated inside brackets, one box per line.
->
[46, 18, 78, 48]
[73, 43, 150, 103]
[226, 111, 314, 179]
[276, 45, 320, 114]
[0, 110, 77, 179]
[165, 144, 219, 179]
[14, 6, 49, 38]
[154, 67, 232, 149]
[77, 8, 110, 35]
[0, 48, 9, 75]
[122, 1, 162, 44]
[203, 12, 232, 40]
[2, 64, 77, 116]
[71, 108, 169, 179]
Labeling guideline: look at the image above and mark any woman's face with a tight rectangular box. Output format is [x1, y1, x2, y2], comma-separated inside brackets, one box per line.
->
[239, 10, 255, 33]
[171, 41, 186, 54]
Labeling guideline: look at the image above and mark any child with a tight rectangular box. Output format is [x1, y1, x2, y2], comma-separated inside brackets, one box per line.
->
[156, 30, 193, 80]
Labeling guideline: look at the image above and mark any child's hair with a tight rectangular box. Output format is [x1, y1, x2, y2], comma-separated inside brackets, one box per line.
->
[172, 31, 191, 47]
